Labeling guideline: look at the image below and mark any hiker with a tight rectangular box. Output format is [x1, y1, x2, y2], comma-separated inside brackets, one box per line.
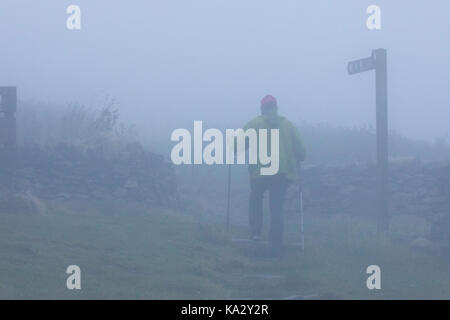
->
[243, 94, 306, 254]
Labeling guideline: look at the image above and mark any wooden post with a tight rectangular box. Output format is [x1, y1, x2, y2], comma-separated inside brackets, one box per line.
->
[348, 49, 389, 233]
[373, 49, 389, 232]
[226, 164, 231, 232]
[0, 87, 17, 190]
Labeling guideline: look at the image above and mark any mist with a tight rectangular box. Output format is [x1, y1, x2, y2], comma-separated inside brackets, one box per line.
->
[0, 1, 449, 301]
[1, 1, 449, 142]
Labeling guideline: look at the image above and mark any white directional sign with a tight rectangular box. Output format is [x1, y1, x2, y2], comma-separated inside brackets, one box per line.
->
[347, 56, 375, 75]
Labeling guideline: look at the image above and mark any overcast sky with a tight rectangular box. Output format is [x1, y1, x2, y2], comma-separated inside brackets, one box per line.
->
[1, 0, 449, 141]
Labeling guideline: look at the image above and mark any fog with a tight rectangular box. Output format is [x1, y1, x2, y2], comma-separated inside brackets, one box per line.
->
[1, 0, 449, 142]
[1, 1, 449, 300]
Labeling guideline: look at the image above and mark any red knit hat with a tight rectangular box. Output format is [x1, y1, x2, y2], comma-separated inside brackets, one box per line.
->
[261, 94, 277, 107]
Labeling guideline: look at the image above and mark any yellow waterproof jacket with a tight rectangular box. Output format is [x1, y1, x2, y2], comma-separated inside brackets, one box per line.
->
[243, 115, 306, 181]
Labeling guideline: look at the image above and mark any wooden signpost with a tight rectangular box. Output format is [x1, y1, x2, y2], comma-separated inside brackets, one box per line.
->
[348, 49, 389, 232]
[0, 86, 17, 189]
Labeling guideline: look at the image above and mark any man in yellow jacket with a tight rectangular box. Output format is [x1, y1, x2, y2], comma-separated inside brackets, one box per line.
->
[244, 95, 306, 254]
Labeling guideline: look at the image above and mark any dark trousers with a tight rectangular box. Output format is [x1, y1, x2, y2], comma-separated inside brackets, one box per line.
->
[249, 174, 289, 248]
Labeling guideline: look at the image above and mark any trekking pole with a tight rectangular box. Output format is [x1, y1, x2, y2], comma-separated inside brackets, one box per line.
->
[298, 163, 305, 253]
[226, 163, 232, 232]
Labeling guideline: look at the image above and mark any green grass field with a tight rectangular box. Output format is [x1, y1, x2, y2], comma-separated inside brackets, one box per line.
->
[0, 198, 449, 299]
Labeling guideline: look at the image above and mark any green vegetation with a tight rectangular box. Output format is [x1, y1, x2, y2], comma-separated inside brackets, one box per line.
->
[0, 200, 448, 299]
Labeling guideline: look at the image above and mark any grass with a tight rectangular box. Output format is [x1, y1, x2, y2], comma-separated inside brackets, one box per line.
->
[0, 198, 449, 300]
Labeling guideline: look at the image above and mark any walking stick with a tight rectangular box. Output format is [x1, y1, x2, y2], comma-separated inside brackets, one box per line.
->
[298, 163, 305, 252]
[226, 164, 232, 232]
